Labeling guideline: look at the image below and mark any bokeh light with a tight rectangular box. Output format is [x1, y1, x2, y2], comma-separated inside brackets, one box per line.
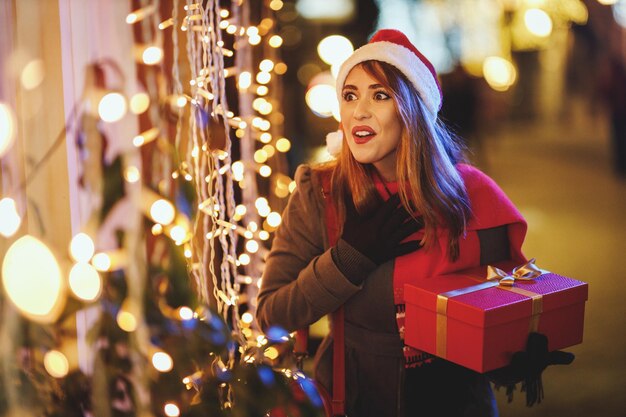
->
[150, 199, 176, 225]
[70, 232, 95, 263]
[43, 350, 69, 378]
[482, 56, 517, 92]
[98, 92, 127, 122]
[152, 351, 174, 372]
[317, 35, 354, 66]
[20, 59, 45, 90]
[142, 46, 164, 65]
[0, 197, 21, 237]
[129, 92, 150, 114]
[305, 84, 338, 118]
[2, 235, 65, 323]
[69, 262, 102, 301]
[164, 403, 180, 417]
[524, 8, 553, 37]
[0, 103, 16, 157]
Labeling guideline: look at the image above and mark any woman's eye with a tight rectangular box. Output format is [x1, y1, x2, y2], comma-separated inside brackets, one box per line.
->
[343, 92, 357, 101]
[374, 91, 390, 100]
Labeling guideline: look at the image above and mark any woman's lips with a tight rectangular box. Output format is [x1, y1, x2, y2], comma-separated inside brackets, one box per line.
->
[352, 125, 376, 144]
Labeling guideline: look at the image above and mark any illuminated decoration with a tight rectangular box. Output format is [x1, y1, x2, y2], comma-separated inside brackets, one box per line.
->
[70, 232, 96, 262]
[296, 0, 355, 21]
[164, 403, 181, 417]
[598, 0, 619, 5]
[124, 166, 141, 183]
[524, 8, 553, 37]
[133, 127, 160, 147]
[43, 350, 69, 378]
[614, 0, 626, 28]
[150, 199, 176, 225]
[129, 92, 151, 114]
[178, 306, 194, 320]
[483, 56, 517, 92]
[98, 92, 127, 122]
[126, 4, 156, 24]
[317, 35, 354, 66]
[152, 351, 174, 372]
[117, 298, 140, 332]
[0, 197, 21, 237]
[241, 312, 254, 324]
[305, 83, 338, 118]
[20, 59, 45, 90]
[69, 262, 102, 301]
[1, 235, 65, 323]
[0, 103, 16, 157]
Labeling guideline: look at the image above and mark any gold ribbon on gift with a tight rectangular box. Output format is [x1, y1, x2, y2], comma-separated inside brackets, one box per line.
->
[435, 259, 549, 359]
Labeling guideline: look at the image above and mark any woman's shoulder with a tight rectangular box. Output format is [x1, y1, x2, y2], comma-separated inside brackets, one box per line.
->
[456, 163, 501, 193]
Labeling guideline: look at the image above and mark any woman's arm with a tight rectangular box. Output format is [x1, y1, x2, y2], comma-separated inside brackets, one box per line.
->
[256, 166, 363, 332]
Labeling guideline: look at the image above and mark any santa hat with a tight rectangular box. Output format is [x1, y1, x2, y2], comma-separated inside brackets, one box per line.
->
[336, 29, 442, 122]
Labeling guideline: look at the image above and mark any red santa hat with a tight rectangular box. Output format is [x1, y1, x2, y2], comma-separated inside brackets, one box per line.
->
[336, 29, 442, 122]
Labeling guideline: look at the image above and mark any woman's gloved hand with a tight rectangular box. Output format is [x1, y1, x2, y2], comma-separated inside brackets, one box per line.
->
[340, 193, 424, 266]
[489, 332, 575, 406]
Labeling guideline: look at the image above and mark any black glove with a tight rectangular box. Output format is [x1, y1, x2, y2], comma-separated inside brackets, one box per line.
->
[340, 193, 424, 266]
[489, 332, 575, 406]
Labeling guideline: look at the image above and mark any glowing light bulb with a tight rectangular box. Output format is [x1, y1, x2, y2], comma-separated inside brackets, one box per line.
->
[524, 8, 553, 37]
[1, 235, 65, 323]
[0, 197, 21, 237]
[276, 138, 291, 153]
[317, 35, 354, 66]
[117, 299, 139, 332]
[152, 351, 174, 372]
[69, 262, 102, 301]
[150, 199, 176, 225]
[483, 57, 517, 92]
[178, 306, 194, 320]
[259, 165, 272, 177]
[92, 253, 112, 271]
[232, 161, 244, 177]
[241, 312, 254, 324]
[254, 149, 268, 163]
[142, 46, 164, 65]
[259, 59, 275, 72]
[164, 403, 180, 417]
[256, 85, 269, 96]
[249, 34, 262, 45]
[0, 103, 16, 157]
[267, 212, 282, 227]
[43, 350, 69, 378]
[130, 92, 150, 114]
[264, 346, 279, 360]
[268, 35, 283, 48]
[235, 204, 247, 216]
[306, 84, 338, 118]
[256, 71, 271, 85]
[259, 231, 270, 240]
[255, 197, 269, 211]
[169, 225, 187, 243]
[238, 71, 252, 89]
[289, 181, 297, 193]
[262, 145, 275, 158]
[20, 59, 45, 90]
[124, 166, 141, 183]
[258, 205, 271, 217]
[238, 253, 251, 265]
[69, 233, 95, 263]
[260, 132, 272, 143]
[98, 93, 127, 123]
[245, 240, 259, 253]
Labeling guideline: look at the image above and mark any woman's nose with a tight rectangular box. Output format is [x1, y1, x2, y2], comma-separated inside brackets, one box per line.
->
[354, 98, 371, 119]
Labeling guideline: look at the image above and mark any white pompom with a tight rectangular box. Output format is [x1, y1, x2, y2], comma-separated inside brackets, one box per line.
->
[325, 130, 343, 157]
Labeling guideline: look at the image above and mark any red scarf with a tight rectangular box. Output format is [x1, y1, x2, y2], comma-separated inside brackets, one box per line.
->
[372, 164, 528, 367]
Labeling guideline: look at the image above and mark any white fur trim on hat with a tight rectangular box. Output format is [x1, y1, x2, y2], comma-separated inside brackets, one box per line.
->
[336, 41, 441, 122]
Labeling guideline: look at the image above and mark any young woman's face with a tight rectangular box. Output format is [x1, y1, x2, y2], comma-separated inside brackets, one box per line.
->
[340, 65, 402, 181]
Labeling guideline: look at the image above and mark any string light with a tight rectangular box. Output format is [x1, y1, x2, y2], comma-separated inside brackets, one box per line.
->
[0, 103, 16, 157]
[152, 351, 174, 372]
[245, 240, 259, 253]
[124, 166, 141, 183]
[241, 312, 254, 324]
[276, 138, 291, 152]
[69, 232, 95, 263]
[0, 197, 21, 237]
[117, 299, 139, 332]
[92, 253, 112, 271]
[259, 231, 270, 241]
[259, 165, 272, 178]
[266, 212, 282, 227]
[43, 350, 69, 378]
[164, 403, 181, 417]
[98, 92, 127, 122]
[69, 262, 102, 301]
[126, 5, 156, 24]
[178, 306, 194, 320]
[259, 132, 272, 143]
[483, 56, 517, 91]
[268, 35, 283, 48]
[524, 8, 553, 37]
[150, 199, 176, 225]
[142, 46, 164, 65]
[130, 92, 150, 114]
[238, 71, 252, 90]
[1, 235, 65, 323]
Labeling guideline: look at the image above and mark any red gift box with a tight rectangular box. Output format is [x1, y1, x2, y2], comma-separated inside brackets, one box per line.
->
[404, 260, 588, 373]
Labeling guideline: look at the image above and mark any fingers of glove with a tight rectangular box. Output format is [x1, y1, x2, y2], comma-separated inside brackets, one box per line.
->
[393, 240, 422, 258]
[548, 350, 575, 365]
[384, 204, 414, 230]
[388, 218, 423, 243]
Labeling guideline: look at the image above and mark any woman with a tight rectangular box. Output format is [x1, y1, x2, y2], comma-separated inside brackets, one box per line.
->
[256, 29, 527, 417]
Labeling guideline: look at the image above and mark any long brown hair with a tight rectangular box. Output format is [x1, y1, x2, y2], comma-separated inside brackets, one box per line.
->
[315, 60, 471, 261]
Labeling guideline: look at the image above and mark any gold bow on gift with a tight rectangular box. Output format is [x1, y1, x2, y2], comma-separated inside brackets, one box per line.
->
[486, 258, 548, 287]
